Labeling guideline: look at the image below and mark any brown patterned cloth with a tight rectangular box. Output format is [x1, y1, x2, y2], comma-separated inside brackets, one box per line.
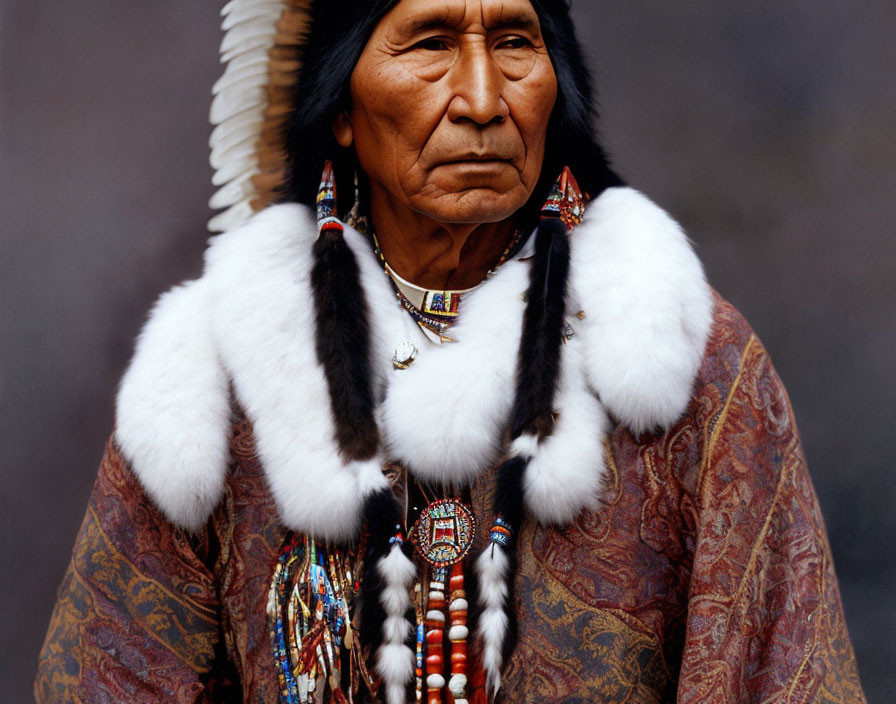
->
[36, 294, 865, 703]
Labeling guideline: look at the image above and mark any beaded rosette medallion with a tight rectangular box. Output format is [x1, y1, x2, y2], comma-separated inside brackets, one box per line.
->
[410, 499, 476, 704]
[412, 499, 476, 567]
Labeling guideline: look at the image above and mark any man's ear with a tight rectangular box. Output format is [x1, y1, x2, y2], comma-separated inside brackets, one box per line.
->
[332, 111, 353, 147]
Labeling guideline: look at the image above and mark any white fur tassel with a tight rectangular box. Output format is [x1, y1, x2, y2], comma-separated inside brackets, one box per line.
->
[376, 545, 416, 704]
[476, 543, 511, 697]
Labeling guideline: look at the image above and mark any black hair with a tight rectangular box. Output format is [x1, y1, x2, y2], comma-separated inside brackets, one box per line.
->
[282, 0, 623, 219]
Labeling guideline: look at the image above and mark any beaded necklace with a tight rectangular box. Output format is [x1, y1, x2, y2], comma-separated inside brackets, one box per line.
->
[369, 228, 527, 345]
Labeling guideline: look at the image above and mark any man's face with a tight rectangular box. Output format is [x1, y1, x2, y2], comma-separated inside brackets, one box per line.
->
[335, 0, 558, 225]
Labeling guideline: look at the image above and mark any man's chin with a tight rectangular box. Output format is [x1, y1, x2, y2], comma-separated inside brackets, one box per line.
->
[411, 187, 530, 225]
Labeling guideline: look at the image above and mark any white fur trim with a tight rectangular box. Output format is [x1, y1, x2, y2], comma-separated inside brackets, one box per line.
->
[116, 187, 712, 532]
[204, 204, 392, 542]
[510, 433, 539, 459]
[570, 187, 713, 434]
[476, 544, 511, 695]
[523, 341, 608, 525]
[340, 225, 419, 397]
[115, 278, 231, 532]
[381, 258, 528, 489]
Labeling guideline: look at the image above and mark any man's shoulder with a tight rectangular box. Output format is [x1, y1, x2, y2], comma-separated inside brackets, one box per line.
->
[693, 290, 772, 407]
[112, 202, 318, 531]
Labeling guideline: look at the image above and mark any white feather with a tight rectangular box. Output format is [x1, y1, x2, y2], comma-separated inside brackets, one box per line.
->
[210, 135, 257, 171]
[209, 106, 262, 147]
[212, 152, 259, 188]
[215, 49, 271, 84]
[209, 170, 258, 211]
[221, 3, 283, 31]
[211, 57, 269, 95]
[220, 18, 278, 55]
[221, 0, 282, 17]
[210, 85, 265, 125]
[221, 34, 277, 64]
[207, 201, 255, 233]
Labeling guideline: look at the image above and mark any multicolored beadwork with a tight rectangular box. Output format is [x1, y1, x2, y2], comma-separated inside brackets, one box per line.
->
[488, 515, 513, 548]
[316, 160, 338, 224]
[422, 290, 461, 318]
[410, 498, 476, 704]
[447, 563, 470, 703]
[267, 533, 369, 704]
[414, 582, 425, 701]
[412, 498, 476, 567]
[370, 227, 526, 344]
[424, 567, 448, 704]
[287, 163, 591, 703]
[540, 166, 586, 230]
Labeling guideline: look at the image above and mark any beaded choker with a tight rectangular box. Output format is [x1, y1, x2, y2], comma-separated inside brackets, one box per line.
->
[369, 229, 527, 345]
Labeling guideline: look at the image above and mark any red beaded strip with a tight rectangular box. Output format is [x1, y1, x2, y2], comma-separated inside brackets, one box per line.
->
[447, 563, 469, 703]
[424, 569, 447, 704]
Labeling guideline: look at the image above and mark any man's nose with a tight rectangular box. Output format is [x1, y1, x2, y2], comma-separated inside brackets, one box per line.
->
[446, 41, 510, 126]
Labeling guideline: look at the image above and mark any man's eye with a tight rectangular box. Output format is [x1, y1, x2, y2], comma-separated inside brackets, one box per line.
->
[497, 36, 533, 50]
[413, 37, 450, 51]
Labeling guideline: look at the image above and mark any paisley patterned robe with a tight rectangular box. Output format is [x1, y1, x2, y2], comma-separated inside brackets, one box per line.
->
[35, 295, 865, 703]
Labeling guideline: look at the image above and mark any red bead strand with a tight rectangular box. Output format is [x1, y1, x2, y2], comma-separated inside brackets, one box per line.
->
[424, 573, 447, 704]
[447, 563, 469, 703]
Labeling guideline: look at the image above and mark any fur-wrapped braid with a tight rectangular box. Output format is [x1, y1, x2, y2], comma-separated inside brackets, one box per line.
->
[311, 222, 380, 460]
[477, 209, 573, 695]
[510, 216, 571, 440]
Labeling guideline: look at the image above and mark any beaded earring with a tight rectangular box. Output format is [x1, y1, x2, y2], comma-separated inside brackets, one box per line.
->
[345, 169, 370, 235]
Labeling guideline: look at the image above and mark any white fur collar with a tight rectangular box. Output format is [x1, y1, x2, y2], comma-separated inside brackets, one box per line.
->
[115, 187, 712, 536]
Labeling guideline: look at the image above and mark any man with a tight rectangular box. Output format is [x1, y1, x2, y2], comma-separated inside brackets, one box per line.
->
[36, 0, 865, 702]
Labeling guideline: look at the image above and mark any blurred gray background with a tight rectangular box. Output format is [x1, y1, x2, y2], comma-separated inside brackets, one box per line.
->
[2, 1, 893, 702]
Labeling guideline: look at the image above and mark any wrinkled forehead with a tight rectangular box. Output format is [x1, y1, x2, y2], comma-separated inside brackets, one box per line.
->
[373, 0, 543, 40]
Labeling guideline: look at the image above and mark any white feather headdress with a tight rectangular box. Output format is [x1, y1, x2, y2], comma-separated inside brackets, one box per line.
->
[208, 0, 311, 232]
